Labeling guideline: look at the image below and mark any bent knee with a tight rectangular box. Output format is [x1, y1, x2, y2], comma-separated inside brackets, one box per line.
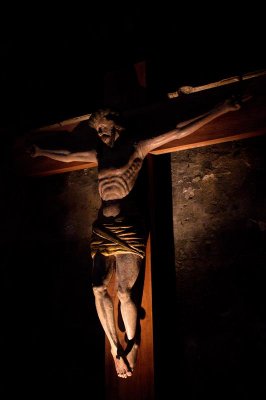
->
[117, 288, 131, 303]
[92, 285, 107, 297]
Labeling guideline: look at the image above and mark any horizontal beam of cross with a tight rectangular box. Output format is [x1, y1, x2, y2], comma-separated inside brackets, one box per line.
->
[13, 93, 266, 177]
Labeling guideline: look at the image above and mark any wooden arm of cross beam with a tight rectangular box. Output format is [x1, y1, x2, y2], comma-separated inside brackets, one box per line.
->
[13, 94, 266, 176]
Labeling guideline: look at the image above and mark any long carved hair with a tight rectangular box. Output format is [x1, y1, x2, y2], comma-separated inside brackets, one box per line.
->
[88, 109, 125, 134]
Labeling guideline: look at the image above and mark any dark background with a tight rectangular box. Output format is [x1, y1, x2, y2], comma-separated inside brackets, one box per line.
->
[1, 7, 265, 132]
[1, 8, 266, 400]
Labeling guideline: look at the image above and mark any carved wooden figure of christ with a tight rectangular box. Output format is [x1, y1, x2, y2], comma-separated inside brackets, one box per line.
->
[29, 98, 242, 378]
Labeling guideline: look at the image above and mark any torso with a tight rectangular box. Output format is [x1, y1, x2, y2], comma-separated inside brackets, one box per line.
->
[97, 139, 143, 201]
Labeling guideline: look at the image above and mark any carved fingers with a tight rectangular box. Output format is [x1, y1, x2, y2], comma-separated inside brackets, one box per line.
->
[222, 94, 252, 112]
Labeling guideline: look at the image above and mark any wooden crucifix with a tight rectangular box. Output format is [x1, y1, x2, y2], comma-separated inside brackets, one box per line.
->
[13, 79, 266, 399]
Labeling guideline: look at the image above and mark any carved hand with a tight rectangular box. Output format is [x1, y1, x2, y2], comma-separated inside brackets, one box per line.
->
[219, 95, 252, 113]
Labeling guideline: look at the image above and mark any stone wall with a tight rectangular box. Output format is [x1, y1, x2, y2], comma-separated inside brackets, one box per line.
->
[171, 136, 266, 398]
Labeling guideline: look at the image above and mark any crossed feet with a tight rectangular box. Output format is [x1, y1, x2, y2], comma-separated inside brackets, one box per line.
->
[111, 342, 139, 379]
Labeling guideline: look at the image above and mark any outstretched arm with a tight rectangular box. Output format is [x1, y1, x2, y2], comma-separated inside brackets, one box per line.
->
[137, 98, 242, 158]
[29, 145, 97, 163]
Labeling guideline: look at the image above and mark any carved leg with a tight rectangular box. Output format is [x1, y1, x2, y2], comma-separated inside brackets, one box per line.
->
[92, 253, 132, 378]
[92, 253, 117, 348]
[116, 253, 142, 371]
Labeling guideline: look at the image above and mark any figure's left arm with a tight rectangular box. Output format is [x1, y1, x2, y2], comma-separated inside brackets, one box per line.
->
[137, 97, 244, 158]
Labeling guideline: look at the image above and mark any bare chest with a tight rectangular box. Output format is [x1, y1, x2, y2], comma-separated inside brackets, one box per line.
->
[98, 149, 143, 201]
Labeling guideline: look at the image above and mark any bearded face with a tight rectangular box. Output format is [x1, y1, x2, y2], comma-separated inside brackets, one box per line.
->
[89, 109, 125, 148]
[96, 119, 120, 147]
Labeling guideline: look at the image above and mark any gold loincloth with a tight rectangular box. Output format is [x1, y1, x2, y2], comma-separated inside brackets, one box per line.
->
[90, 217, 146, 258]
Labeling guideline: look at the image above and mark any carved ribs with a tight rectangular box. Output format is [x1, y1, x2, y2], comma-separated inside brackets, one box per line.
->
[98, 157, 143, 200]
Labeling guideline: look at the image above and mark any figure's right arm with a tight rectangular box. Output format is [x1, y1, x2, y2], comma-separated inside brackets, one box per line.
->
[29, 144, 97, 163]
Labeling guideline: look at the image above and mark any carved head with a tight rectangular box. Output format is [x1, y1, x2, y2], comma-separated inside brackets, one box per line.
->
[89, 109, 125, 147]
